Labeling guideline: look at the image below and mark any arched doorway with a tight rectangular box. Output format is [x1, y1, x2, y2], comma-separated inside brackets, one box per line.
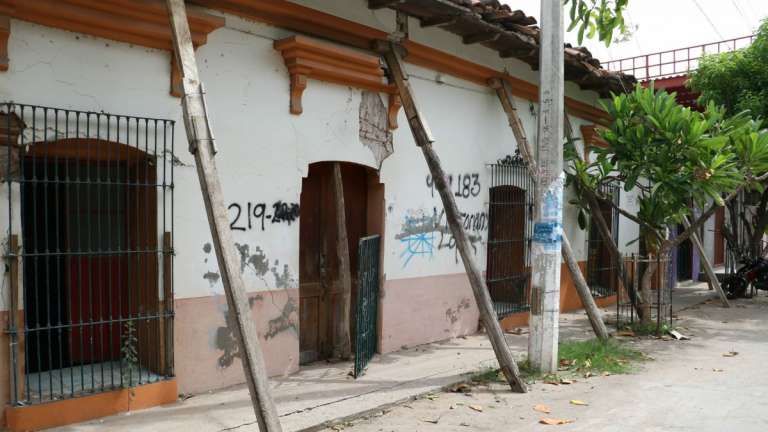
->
[298, 162, 384, 365]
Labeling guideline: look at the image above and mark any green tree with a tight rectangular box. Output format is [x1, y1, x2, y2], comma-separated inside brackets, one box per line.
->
[689, 19, 768, 118]
[564, 0, 630, 46]
[567, 84, 768, 322]
[689, 19, 768, 259]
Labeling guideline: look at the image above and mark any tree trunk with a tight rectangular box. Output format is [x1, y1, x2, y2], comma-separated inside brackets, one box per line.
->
[377, 40, 527, 393]
[332, 162, 352, 360]
[638, 258, 657, 324]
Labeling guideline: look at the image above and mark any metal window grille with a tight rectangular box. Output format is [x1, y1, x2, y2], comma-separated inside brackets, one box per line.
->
[485, 152, 534, 318]
[586, 184, 620, 298]
[2, 102, 175, 405]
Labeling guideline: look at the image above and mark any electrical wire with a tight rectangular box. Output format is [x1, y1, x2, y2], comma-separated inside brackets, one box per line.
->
[692, 0, 725, 40]
[730, 0, 752, 28]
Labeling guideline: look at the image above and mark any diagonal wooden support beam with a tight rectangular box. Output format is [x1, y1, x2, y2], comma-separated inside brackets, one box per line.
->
[376, 40, 527, 393]
[488, 77, 609, 341]
[165, 1, 283, 430]
[683, 216, 730, 307]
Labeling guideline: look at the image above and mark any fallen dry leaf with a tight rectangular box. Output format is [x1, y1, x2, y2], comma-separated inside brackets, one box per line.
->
[570, 399, 589, 406]
[722, 351, 739, 357]
[533, 404, 552, 414]
[420, 417, 439, 424]
[544, 379, 560, 386]
[425, 394, 439, 401]
[560, 378, 575, 385]
[713, 368, 724, 372]
[469, 405, 484, 412]
[616, 330, 635, 337]
[540, 418, 574, 425]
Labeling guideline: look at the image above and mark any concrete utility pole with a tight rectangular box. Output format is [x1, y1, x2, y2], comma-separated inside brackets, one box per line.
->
[529, 0, 565, 374]
[165, 1, 283, 430]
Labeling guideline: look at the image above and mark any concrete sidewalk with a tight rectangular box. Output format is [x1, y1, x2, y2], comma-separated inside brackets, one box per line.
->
[53, 283, 717, 432]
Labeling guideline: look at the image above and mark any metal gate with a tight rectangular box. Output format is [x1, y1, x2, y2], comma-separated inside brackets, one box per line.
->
[2, 102, 175, 405]
[485, 152, 534, 318]
[354, 234, 380, 378]
[586, 184, 620, 297]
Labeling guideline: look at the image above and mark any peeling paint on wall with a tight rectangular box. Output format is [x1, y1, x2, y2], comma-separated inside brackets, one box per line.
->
[264, 297, 298, 339]
[359, 91, 393, 168]
[203, 271, 220, 287]
[445, 298, 471, 325]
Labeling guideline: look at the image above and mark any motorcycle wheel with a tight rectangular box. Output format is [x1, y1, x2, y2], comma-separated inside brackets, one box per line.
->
[723, 276, 748, 299]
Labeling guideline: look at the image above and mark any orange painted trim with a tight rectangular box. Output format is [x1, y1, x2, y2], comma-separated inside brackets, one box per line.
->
[4, 379, 177, 432]
[274, 35, 396, 115]
[192, 0, 611, 125]
[580, 124, 609, 157]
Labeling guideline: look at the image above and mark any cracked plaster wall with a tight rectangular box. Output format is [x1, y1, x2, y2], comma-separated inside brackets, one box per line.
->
[0, 14, 641, 312]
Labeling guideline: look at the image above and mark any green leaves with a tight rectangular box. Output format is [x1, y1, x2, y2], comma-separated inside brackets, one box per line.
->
[564, 0, 630, 46]
[689, 19, 768, 120]
[566, 83, 768, 247]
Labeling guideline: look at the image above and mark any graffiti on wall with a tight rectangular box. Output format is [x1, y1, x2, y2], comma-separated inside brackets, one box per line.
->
[228, 201, 300, 231]
[396, 207, 487, 267]
[426, 173, 481, 199]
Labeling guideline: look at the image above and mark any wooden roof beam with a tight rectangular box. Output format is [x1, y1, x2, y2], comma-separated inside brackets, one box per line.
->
[463, 31, 500, 45]
[368, 0, 406, 10]
[420, 15, 459, 28]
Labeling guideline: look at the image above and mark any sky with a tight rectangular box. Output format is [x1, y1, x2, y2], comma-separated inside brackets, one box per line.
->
[505, 0, 768, 63]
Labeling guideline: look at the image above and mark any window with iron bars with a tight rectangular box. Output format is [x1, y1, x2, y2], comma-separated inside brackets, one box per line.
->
[586, 184, 620, 298]
[1, 103, 175, 405]
[485, 152, 534, 319]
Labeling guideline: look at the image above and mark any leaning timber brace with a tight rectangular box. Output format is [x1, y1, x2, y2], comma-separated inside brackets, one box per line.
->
[165, 1, 283, 430]
[488, 78, 609, 341]
[683, 216, 730, 307]
[376, 39, 527, 393]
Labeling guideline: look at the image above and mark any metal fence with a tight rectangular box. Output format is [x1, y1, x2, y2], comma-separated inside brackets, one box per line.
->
[586, 184, 620, 298]
[2, 102, 175, 405]
[603, 35, 755, 81]
[485, 152, 534, 318]
[617, 254, 673, 333]
[354, 235, 380, 378]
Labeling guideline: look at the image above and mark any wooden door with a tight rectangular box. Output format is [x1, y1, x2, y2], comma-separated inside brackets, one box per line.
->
[299, 163, 369, 364]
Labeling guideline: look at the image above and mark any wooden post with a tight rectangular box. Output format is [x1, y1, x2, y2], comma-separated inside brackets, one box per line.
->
[683, 216, 730, 307]
[161, 232, 175, 375]
[332, 162, 353, 360]
[376, 40, 527, 393]
[165, 1, 283, 430]
[528, 0, 565, 374]
[489, 78, 609, 341]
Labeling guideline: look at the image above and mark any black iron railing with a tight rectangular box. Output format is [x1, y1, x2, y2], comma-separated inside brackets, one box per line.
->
[354, 234, 380, 378]
[486, 152, 533, 318]
[586, 184, 620, 298]
[2, 103, 175, 405]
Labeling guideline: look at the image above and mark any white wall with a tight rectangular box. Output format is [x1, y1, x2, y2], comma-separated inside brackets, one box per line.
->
[0, 5, 632, 312]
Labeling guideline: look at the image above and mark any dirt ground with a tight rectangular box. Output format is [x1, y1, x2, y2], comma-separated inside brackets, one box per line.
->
[322, 296, 768, 432]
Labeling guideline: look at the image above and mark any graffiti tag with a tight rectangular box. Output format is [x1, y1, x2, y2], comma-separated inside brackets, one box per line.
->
[228, 201, 300, 231]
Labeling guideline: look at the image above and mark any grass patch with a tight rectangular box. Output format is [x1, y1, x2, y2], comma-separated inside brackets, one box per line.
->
[627, 321, 674, 336]
[469, 338, 645, 386]
[558, 338, 645, 375]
